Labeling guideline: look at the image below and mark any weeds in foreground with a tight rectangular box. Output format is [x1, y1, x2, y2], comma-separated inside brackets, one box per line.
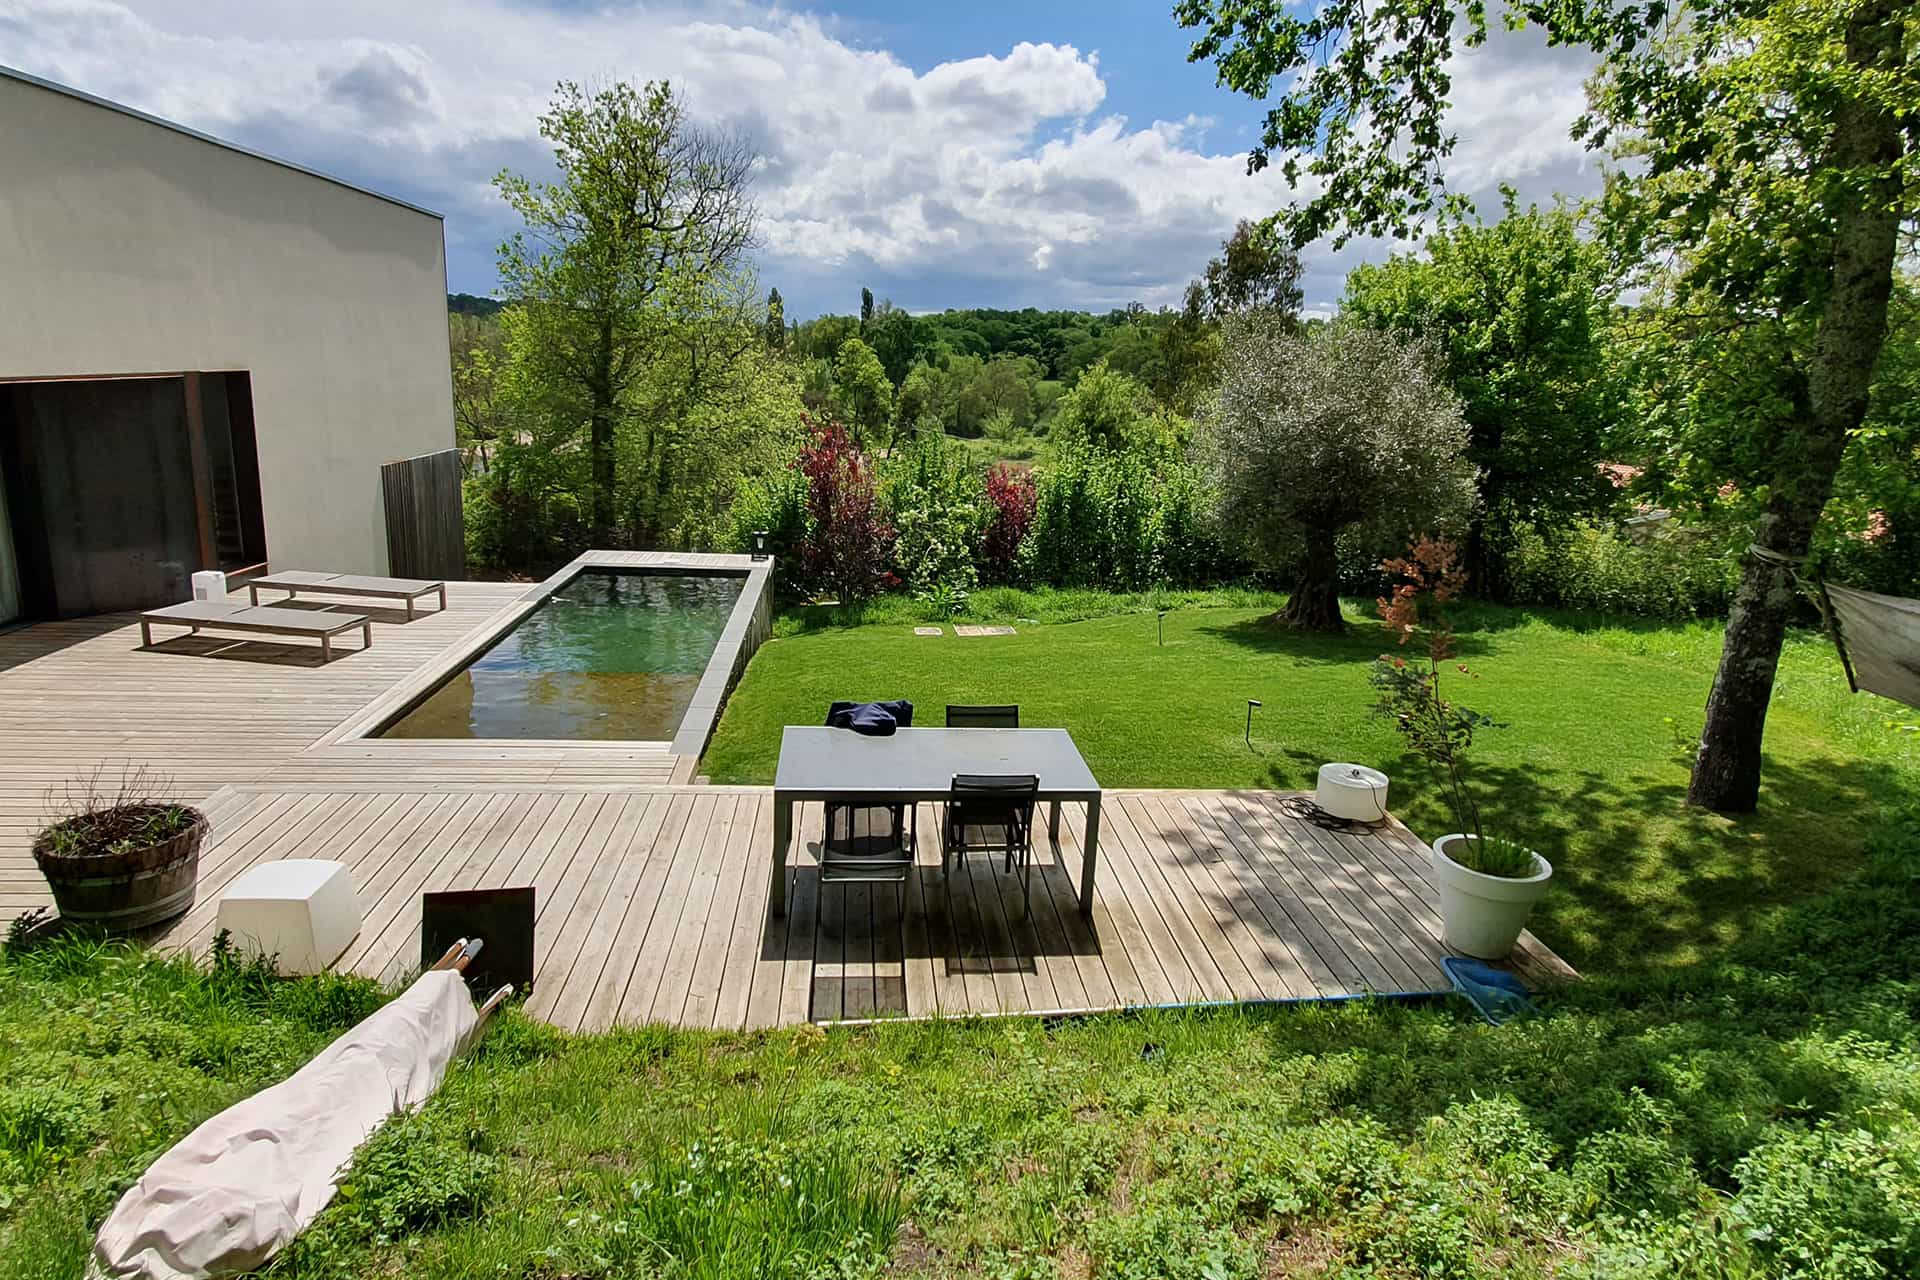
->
[3, 808, 1918, 1279]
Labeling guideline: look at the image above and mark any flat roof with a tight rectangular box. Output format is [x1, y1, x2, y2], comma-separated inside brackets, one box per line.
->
[0, 63, 443, 220]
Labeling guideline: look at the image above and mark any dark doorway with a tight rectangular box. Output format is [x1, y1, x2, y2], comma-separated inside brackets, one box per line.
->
[0, 373, 266, 620]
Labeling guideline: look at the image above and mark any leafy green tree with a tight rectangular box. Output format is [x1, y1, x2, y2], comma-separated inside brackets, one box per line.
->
[832, 338, 894, 447]
[1205, 319, 1479, 631]
[1156, 220, 1305, 413]
[864, 302, 921, 387]
[494, 80, 754, 540]
[894, 361, 957, 436]
[955, 355, 1041, 436]
[1343, 196, 1620, 596]
[1178, 0, 1919, 809]
[860, 287, 875, 330]
[1051, 360, 1153, 450]
[1194, 220, 1304, 321]
[764, 287, 785, 351]
[449, 312, 509, 474]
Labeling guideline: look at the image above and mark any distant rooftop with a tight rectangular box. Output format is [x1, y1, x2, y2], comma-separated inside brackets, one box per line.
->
[0, 62, 442, 220]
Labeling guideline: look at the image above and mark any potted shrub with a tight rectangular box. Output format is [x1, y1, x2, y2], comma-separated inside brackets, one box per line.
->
[1370, 539, 1551, 959]
[33, 768, 207, 932]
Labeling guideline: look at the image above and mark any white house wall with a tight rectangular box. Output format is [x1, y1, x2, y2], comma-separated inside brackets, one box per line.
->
[0, 72, 455, 577]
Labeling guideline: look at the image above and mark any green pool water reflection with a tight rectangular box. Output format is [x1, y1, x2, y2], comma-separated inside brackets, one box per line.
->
[380, 572, 742, 741]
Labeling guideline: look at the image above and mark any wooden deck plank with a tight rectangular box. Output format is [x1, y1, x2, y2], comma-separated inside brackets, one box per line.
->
[1196, 795, 1351, 995]
[549, 793, 678, 1033]
[1216, 793, 1407, 992]
[668, 794, 748, 1028]
[1058, 800, 1173, 1007]
[717, 792, 777, 1030]
[777, 803, 824, 1026]
[525, 795, 645, 1021]
[1230, 796, 1433, 992]
[1171, 795, 1320, 1000]
[578, 792, 699, 1032]
[1134, 793, 1293, 1001]
[1100, 797, 1239, 1003]
[619, 793, 721, 1026]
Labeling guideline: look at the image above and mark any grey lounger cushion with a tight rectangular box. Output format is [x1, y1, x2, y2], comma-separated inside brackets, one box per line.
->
[250, 570, 443, 598]
[143, 602, 369, 636]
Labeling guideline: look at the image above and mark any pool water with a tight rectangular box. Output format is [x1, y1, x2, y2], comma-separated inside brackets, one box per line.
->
[380, 572, 743, 741]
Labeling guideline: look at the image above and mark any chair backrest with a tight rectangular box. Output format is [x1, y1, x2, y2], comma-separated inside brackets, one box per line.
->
[950, 773, 1039, 802]
[946, 703, 1019, 729]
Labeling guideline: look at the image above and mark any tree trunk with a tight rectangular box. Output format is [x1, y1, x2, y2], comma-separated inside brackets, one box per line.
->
[1688, 0, 1905, 812]
[1279, 527, 1344, 631]
[589, 319, 617, 542]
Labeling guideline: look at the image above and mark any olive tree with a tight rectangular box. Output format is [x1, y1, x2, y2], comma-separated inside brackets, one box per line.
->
[1205, 319, 1478, 631]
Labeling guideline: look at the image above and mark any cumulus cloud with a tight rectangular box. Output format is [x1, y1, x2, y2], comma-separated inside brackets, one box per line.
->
[0, 0, 1601, 314]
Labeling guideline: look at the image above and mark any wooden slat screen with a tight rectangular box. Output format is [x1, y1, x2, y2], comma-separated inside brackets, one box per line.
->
[380, 448, 464, 580]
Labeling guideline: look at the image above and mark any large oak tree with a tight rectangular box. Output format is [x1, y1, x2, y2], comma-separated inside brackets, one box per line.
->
[1177, 0, 1918, 812]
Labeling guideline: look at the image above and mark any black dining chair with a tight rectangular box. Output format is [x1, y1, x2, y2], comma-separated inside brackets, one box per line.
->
[943, 773, 1040, 913]
[822, 701, 915, 876]
[945, 704, 1019, 729]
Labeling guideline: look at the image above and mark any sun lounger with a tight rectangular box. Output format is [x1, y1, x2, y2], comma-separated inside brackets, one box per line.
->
[139, 601, 373, 662]
[247, 570, 447, 619]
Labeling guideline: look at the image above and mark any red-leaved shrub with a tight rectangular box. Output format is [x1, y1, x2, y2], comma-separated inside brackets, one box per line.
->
[795, 416, 896, 601]
[980, 463, 1036, 584]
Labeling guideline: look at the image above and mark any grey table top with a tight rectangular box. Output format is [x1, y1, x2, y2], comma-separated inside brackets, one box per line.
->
[774, 726, 1101, 799]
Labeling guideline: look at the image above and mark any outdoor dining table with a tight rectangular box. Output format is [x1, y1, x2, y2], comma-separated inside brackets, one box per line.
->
[770, 725, 1104, 917]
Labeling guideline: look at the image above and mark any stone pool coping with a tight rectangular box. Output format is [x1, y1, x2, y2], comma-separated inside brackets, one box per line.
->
[316, 551, 774, 771]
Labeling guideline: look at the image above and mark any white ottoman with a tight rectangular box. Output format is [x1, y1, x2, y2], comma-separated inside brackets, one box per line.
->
[216, 859, 361, 975]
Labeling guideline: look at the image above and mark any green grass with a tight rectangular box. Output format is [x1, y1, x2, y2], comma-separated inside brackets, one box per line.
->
[705, 592, 1920, 974]
[5, 817, 1919, 1278]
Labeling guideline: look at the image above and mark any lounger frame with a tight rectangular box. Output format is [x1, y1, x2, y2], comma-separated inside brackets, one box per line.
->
[140, 607, 372, 663]
[248, 572, 448, 620]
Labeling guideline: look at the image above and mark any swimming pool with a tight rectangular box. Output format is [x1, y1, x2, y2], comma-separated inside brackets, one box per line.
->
[378, 570, 746, 741]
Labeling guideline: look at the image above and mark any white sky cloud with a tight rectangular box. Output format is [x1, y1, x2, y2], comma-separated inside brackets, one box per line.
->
[0, 0, 1601, 315]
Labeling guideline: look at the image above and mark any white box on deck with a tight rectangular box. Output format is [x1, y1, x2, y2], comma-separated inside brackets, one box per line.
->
[217, 859, 362, 975]
[191, 570, 228, 602]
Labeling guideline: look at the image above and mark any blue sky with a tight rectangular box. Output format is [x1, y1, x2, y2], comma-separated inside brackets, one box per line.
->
[2, 1, 1599, 318]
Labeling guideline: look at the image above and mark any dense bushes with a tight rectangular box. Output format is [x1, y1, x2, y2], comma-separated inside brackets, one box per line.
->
[1506, 521, 1742, 619]
[731, 419, 1239, 602]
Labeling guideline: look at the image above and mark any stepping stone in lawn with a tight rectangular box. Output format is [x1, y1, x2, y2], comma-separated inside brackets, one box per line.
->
[954, 625, 1017, 637]
[914, 626, 943, 636]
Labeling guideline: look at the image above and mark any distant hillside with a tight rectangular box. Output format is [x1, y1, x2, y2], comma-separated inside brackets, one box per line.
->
[448, 293, 506, 317]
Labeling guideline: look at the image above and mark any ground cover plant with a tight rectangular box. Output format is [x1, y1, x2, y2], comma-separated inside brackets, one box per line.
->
[3, 803, 1916, 1279]
[703, 591, 1920, 974]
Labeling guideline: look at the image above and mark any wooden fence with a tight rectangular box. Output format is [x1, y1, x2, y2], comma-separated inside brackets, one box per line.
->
[380, 448, 465, 581]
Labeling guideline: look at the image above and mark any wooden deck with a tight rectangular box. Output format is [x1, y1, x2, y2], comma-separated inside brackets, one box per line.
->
[3, 584, 1574, 1026]
[0, 583, 676, 914]
[155, 785, 1571, 1029]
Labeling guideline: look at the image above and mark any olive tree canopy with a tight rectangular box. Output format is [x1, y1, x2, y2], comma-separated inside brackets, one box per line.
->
[1205, 319, 1478, 630]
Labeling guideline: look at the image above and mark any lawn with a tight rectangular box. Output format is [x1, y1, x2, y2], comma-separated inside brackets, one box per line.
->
[705, 589, 1920, 974]
[4, 824, 1917, 1279]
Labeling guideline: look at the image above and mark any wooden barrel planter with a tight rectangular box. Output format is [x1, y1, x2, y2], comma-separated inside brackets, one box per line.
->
[32, 805, 208, 932]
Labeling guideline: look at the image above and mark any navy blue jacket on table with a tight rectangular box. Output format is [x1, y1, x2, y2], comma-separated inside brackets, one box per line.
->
[824, 699, 915, 736]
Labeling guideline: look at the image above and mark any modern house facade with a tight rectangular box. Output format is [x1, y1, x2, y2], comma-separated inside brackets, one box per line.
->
[0, 65, 456, 622]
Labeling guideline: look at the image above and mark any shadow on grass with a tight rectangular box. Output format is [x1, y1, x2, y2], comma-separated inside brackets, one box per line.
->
[1200, 614, 1502, 663]
[1240, 745, 1911, 976]
[1261, 801, 1920, 1171]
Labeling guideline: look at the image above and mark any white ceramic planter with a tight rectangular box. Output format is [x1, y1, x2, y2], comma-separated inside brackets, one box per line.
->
[1430, 834, 1553, 960]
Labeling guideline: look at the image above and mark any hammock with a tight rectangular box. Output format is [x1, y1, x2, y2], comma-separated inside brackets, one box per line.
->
[87, 942, 508, 1280]
[1822, 582, 1920, 711]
